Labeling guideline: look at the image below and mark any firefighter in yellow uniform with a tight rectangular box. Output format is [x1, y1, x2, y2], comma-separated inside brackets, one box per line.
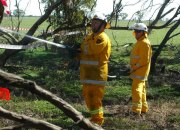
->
[80, 13, 111, 125]
[129, 23, 152, 115]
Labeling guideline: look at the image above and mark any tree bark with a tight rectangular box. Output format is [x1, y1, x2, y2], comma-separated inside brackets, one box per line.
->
[0, 1, 4, 24]
[0, 124, 27, 130]
[0, 69, 104, 130]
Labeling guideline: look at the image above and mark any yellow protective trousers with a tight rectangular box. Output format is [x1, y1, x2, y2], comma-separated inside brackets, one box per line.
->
[82, 84, 104, 126]
[132, 79, 148, 114]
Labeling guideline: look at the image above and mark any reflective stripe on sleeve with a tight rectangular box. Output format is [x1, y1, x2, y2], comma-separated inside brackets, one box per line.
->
[80, 60, 99, 65]
[81, 80, 106, 85]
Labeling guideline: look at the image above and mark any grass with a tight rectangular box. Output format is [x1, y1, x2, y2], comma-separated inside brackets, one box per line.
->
[0, 17, 179, 129]
[108, 20, 180, 46]
[0, 48, 179, 130]
[1, 17, 49, 30]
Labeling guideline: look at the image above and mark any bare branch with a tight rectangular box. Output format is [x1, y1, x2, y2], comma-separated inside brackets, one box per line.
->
[0, 30, 18, 44]
[90, 0, 97, 11]
[123, 0, 142, 6]
[169, 32, 180, 39]
[19, 1, 63, 45]
[0, 124, 28, 130]
[148, 5, 161, 21]
[161, 8, 175, 18]
[149, 0, 171, 32]
[38, 0, 43, 15]
[149, 6, 180, 29]
[24, 23, 86, 43]
[0, 107, 63, 130]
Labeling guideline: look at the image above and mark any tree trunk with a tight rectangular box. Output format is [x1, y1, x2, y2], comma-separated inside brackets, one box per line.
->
[151, 20, 180, 73]
[0, 124, 26, 130]
[0, 107, 63, 130]
[0, 1, 4, 24]
[0, 49, 20, 67]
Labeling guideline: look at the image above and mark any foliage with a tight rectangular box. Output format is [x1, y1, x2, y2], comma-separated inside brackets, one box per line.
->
[119, 13, 128, 20]
[135, 11, 144, 22]
[43, 0, 96, 28]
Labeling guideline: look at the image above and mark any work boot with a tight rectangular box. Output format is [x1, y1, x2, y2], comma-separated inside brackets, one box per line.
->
[90, 113, 104, 126]
[90, 118, 104, 126]
[141, 111, 147, 120]
[130, 112, 142, 119]
[90, 115, 104, 126]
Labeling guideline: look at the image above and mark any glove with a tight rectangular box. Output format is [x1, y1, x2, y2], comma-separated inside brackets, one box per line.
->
[66, 44, 81, 59]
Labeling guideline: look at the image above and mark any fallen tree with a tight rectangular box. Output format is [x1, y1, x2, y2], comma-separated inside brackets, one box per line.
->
[0, 124, 26, 130]
[0, 69, 103, 130]
[0, 107, 63, 130]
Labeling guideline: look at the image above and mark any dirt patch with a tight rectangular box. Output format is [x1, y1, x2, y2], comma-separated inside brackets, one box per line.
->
[103, 101, 180, 130]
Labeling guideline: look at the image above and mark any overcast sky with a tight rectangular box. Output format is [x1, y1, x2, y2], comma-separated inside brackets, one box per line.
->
[7, 0, 180, 19]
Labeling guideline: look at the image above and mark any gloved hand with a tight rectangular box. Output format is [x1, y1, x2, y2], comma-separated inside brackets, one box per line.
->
[66, 44, 81, 59]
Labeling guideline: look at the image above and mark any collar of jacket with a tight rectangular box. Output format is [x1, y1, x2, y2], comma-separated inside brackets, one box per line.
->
[91, 31, 104, 38]
[137, 35, 147, 41]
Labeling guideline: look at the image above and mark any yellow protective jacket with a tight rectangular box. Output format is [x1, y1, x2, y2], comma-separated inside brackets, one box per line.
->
[130, 35, 152, 81]
[80, 32, 111, 86]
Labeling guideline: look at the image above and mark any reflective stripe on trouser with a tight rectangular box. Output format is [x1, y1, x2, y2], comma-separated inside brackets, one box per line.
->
[82, 84, 104, 125]
[132, 79, 148, 114]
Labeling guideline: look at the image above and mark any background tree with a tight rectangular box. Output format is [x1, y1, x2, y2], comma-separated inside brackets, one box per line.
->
[109, 0, 180, 73]
[0, 0, 96, 67]
[135, 11, 144, 22]
[112, 0, 123, 27]
[119, 12, 128, 20]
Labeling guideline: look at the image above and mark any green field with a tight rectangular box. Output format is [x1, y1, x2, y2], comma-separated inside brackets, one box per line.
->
[1, 17, 180, 45]
[0, 17, 179, 130]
